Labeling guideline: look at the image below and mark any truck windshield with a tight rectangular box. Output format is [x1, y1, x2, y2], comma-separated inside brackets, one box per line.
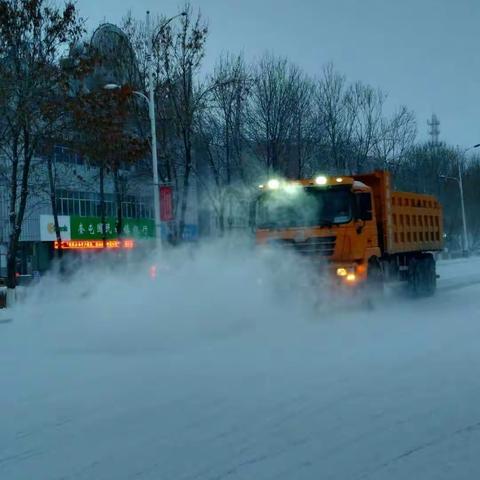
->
[255, 186, 352, 229]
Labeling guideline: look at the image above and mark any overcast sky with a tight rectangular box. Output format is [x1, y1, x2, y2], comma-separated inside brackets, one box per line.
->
[79, 0, 480, 147]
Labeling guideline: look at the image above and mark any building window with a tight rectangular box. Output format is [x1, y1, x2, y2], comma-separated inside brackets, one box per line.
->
[54, 189, 152, 219]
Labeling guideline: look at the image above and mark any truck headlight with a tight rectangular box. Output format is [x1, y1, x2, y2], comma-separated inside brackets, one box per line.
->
[337, 267, 355, 276]
[337, 267, 357, 282]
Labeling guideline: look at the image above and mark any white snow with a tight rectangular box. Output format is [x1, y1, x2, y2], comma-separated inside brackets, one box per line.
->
[1, 247, 480, 480]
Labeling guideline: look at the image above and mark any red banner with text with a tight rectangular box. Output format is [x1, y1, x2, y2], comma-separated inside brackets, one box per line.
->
[159, 186, 174, 221]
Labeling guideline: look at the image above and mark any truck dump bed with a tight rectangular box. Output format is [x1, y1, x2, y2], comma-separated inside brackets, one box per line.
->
[355, 171, 443, 255]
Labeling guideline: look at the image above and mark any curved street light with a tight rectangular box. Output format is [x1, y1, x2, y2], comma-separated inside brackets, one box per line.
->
[104, 83, 149, 103]
[145, 10, 185, 248]
[150, 11, 187, 47]
[439, 143, 480, 256]
[104, 11, 185, 251]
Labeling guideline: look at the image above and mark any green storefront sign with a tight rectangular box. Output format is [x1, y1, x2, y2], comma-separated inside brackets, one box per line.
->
[70, 215, 155, 240]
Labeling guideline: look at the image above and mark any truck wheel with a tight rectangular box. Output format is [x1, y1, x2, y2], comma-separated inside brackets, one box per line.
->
[421, 254, 436, 297]
[408, 255, 436, 297]
[408, 258, 424, 297]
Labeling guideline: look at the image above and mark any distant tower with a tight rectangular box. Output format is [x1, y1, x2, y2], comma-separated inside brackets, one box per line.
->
[427, 114, 440, 146]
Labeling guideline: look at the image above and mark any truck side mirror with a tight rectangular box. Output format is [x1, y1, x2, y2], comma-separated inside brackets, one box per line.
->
[355, 193, 373, 221]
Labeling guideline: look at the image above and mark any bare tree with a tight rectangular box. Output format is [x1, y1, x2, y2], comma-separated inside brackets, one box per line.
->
[34, 140, 65, 258]
[118, 13, 151, 141]
[375, 106, 417, 172]
[287, 73, 316, 178]
[315, 63, 356, 173]
[195, 53, 251, 232]
[246, 54, 306, 176]
[349, 82, 385, 172]
[0, 0, 83, 288]
[156, 3, 208, 241]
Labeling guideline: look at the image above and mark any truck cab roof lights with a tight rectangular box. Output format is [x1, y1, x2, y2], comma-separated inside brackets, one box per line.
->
[315, 175, 328, 185]
[264, 179, 300, 191]
[267, 179, 280, 190]
[336, 177, 343, 183]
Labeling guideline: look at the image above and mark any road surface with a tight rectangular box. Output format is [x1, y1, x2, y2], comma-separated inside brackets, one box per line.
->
[1, 255, 480, 479]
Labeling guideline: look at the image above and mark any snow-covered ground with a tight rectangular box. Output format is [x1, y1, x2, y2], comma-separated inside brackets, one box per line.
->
[2, 249, 480, 480]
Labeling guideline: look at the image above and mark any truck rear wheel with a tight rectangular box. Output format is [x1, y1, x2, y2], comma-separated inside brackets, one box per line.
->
[408, 254, 436, 297]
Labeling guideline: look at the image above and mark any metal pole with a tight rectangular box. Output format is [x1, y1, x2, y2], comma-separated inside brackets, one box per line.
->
[146, 10, 162, 251]
[458, 158, 469, 256]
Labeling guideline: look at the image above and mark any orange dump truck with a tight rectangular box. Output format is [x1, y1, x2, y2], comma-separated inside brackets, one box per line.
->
[252, 171, 443, 296]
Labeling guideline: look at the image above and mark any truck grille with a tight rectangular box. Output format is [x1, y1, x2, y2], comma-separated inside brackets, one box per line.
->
[279, 236, 336, 257]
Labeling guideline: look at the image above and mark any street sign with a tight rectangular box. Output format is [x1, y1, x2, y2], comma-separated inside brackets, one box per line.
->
[40, 215, 71, 241]
[54, 239, 135, 250]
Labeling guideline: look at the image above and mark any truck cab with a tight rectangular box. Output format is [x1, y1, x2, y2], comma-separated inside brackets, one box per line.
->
[252, 175, 381, 286]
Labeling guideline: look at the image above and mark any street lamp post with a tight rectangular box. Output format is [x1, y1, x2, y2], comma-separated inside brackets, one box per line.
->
[105, 11, 185, 251]
[145, 11, 161, 250]
[104, 85, 149, 104]
[146, 10, 186, 248]
[104, 84, 159, 245]
[457, 157, 468, 256]
[440, 143, 480, 256]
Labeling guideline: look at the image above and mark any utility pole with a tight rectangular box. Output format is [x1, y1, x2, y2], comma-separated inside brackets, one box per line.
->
[146, 10, 162, 251]
[439, 144, 480, 257]
[457, 144, 480, 256]
[458, 157, 468, 256]
[105, 11, 185, 250]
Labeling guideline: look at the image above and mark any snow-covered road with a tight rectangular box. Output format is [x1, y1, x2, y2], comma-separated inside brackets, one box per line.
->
[2, 254, 480, 480]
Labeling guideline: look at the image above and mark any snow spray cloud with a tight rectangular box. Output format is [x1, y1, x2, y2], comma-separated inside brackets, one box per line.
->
[10, 237, 336, 354]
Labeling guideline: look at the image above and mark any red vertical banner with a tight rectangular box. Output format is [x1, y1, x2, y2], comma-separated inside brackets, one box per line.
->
[159, 186, 174, 221]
